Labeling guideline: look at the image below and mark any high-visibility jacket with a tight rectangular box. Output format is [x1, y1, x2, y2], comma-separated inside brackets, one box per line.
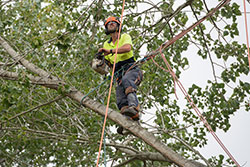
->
[103, 33, 136, 72]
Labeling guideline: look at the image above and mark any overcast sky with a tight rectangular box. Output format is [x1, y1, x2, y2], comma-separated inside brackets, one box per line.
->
[192, 1, 250, 165]
[138, 0, 250, 166]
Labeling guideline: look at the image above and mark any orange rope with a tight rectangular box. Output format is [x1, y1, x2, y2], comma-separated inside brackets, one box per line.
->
[95, 0, 126, 166]
[243, 0, 250, 71]
[157, 48, 240, 167]
[144, 0, 231, 61]
[150, 50, 178, 100]
[148, 0, 240, 165]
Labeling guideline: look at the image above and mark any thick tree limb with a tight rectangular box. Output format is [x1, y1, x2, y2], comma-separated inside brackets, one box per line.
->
[0, 36, 57, 80]
[0, 36, 206, 167]
[0, 69, 64, 89]
[0, 61, 14, 66]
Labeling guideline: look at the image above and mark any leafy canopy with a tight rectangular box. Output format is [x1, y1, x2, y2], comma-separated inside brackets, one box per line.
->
[0, 0, 249, 166]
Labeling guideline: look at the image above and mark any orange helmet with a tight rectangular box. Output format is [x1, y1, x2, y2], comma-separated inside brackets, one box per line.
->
[104, 16, 122, 35]
[104, 16, 121, 27]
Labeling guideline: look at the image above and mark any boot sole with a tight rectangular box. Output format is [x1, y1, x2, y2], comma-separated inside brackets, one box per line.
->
[122, 111, 140, 121]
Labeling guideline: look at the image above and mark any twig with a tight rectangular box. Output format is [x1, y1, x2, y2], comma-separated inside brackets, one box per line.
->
[166, 132, 212, 167]
[190, 4, 218, 83]
[114, 157, 137, 167]
[7, 95, 64, 121]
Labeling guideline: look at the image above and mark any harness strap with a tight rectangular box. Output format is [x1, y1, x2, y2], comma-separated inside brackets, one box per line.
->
[116, 63, 138, 84]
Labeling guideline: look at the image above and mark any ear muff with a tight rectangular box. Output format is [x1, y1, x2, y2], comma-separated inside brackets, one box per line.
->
[104, 16, 122, 35]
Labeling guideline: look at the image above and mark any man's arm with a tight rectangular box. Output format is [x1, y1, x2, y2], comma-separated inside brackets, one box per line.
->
[98, 44, 131, 55]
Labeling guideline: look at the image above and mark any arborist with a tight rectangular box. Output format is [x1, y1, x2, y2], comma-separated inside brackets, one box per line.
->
[98, 16, 143, 134]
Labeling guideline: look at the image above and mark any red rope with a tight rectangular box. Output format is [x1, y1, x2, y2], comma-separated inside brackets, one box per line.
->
[151, 48, 178, 100]
[95, 0, 126, 166]
[148, 0, 240, 166]
[155, 50, 240, 166]
[243, 0, 250, 71]
[144, 0, 231, 61]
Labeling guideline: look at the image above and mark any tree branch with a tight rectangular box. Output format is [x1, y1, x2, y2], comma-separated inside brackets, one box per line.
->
[114, 157, 137, 167]
[137, 0, 195, 50]
[141, 0, 194, 37]
[0, 36, 57, 80]
[0, 61, 15, 66]
[167, 132, 211, 167]
[114, 145, 172, 163]
[190, 4, 217, 83]
[0, 69, 64, 89]
[7, 95, 64, 122]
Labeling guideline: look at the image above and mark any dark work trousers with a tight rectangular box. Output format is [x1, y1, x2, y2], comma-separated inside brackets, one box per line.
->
[116, 66, 143, 110]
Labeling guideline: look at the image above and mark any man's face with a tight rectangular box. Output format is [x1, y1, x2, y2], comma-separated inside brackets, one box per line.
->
[107, 21, 118, 32]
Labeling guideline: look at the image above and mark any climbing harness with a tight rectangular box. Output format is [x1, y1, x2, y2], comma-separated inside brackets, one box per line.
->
[91, 52, 110, 75]
[116, 63, 139, 84]
[80, 65, 128, 106]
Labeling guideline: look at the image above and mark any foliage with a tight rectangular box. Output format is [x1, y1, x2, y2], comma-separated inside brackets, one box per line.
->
[0, 0, 249, 166]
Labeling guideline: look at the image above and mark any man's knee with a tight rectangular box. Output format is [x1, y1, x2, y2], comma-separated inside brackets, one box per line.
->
[125, 86, 136, 95]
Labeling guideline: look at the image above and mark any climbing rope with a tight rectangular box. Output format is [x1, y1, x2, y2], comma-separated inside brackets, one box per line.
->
[99, 99, 107, 167]
[95, 0, 126, 166]
[150, 56, 178, 100]
[80, 78, 109, 105]
[243, 0, 250, 71]
[155, 44, 241, 167]
[143, 0, 231, 62]
[80, 64, 126, 166]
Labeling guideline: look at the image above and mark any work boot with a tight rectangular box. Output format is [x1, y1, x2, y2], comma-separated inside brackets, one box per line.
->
[117, 114, 131, 135]
[117, 126, 129, 135]
[122, 106, 140, 121]
[117, 126, 123, 135]
[117, 119, 140, 135]
[117, 106, 140, 135]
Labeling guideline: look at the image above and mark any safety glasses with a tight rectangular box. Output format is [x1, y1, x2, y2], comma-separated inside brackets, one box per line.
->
[107, 21, 117, 25]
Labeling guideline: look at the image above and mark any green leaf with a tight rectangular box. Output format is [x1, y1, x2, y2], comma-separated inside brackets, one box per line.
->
[223, 30, 229, 36]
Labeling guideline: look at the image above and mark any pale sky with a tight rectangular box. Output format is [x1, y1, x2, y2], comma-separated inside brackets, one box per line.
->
[138, 0, 250, 166]
[192, 1, 250, 165]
